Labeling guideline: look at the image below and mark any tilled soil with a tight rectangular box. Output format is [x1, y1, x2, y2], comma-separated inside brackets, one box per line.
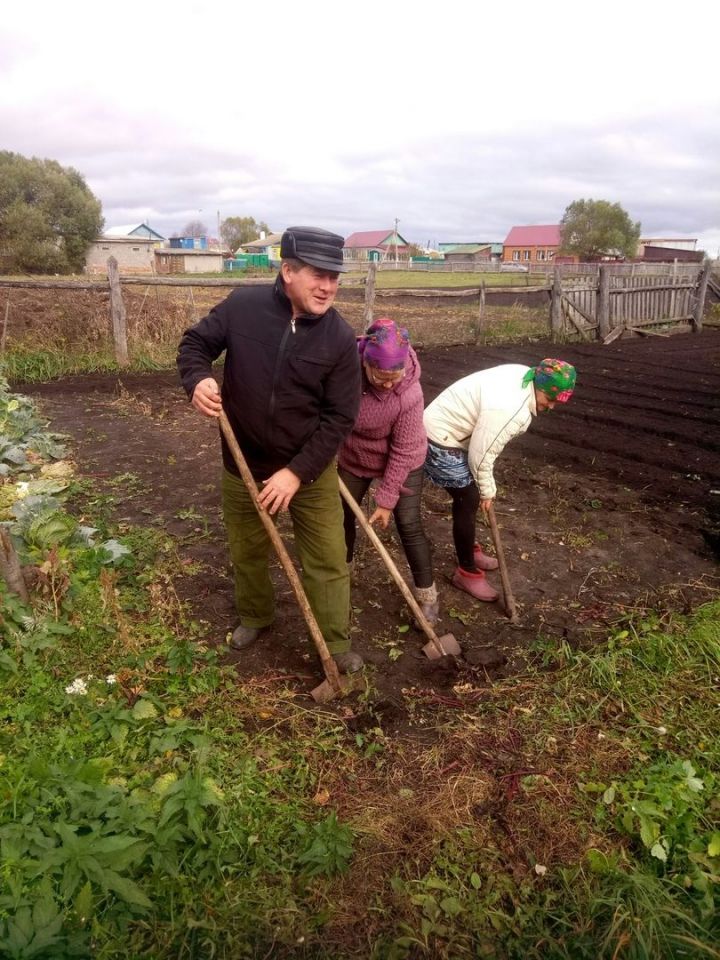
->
[19, 331, 720, 729]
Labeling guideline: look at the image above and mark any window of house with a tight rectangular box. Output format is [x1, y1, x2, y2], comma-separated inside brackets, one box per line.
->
[537, 249, 546, 261]
[523, 250, 530, 261]
[102, 246, 109, 250]
[132, 247, 140, 251]
[548, 250, 555, 260]
[512, 250, 520, 261]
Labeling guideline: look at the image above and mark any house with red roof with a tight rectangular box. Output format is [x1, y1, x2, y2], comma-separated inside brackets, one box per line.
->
[344, 229, 409, 262]
[502, 224, 577, 265]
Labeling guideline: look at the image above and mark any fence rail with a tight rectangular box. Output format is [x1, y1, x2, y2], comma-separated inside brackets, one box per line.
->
[0, 259, 713, 366]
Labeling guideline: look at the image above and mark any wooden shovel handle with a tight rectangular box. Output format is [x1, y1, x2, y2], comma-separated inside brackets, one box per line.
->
[338, 476, 446, 656]
[218, 410, 342, 694]
[485, 502, 518, 622]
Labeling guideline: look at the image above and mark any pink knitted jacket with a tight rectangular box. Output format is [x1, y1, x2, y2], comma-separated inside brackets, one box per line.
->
[338, 347, 427, 509]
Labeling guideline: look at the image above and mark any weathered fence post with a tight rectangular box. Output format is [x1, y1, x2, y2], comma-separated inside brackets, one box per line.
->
[550, 266, 563, 340]
[107, 257, 129, 367]
[474, 281, 487, 343]
[1, 295, 9, 355]
[363, 260, 377, 327]
[0, 528, 29, 602]
[692, 262, 711, 333]
[597, 265, 610, 340]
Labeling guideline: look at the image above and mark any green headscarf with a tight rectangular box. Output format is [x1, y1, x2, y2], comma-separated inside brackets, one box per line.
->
[522, 358, 576, 402]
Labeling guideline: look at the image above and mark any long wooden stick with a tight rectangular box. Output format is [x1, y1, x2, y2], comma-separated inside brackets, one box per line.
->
[218, 411, 342, 695]
[485, 503, 518, 623]
[0, 528, 29, 602]
[338, 476, 449, 656]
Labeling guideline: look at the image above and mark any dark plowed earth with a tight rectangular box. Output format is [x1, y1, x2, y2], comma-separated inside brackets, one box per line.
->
[18, 330, 720, 729]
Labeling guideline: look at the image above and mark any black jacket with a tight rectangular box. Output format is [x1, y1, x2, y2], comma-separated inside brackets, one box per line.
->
[177, 276, 361, 483]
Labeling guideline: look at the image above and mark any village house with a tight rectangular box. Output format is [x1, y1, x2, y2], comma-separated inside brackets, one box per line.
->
[438, 242, 498, 264]
[85, 223, 167, 275]
[343, 229, 410, 262]
[236, 232, 283, 263]
[85, 237, 157, 275]
[502, 224, 581, 265]
[638, 237, 702, 263]
[154, 248, 225, 275]
[103, 223, 165, 243]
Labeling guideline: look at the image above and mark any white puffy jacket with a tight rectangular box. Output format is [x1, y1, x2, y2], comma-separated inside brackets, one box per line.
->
[423, 364, 536, 498]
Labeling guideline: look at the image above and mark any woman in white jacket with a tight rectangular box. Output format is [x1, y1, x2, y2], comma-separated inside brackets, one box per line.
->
[423, 359, 576, 601]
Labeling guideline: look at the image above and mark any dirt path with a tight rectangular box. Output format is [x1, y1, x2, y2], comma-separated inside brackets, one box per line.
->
[20, 331, 720, 729]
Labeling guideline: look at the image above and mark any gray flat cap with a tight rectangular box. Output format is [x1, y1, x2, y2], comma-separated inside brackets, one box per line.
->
[280, 226, 348, 273]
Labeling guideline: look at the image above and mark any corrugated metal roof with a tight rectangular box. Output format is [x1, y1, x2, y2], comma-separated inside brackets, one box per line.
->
[345, 230, 406, 248]
[104, 225, 141, 237]
[156, 249, 222, 256]
[94, 237, 153, 244]
[104, 223, 165, 240]
[439, 241, 494, 251]
[442, 243, 491, 255]
[504, 225, 561, 246]
[240, 232, 283, 249]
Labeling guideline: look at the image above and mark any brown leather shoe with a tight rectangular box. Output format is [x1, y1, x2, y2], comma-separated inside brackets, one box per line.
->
[473, 543, 499, 571]
[452, 566, 499, 602]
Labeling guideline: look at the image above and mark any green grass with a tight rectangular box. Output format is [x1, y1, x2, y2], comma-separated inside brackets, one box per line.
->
[350, 270, 547, 289]
[1, 348, 172, 383]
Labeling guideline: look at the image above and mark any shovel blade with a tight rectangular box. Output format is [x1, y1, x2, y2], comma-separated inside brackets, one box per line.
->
[310, 671, 364, 703]
[422, 632, 461, 659]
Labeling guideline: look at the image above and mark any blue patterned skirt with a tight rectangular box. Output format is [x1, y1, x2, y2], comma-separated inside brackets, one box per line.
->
[424, 441, 473, 489]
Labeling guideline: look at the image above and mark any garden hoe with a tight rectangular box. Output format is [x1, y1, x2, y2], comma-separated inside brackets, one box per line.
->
[485, 502, 520, 625]
[338, 477, 461, 660]
[219, 411, 362, 703]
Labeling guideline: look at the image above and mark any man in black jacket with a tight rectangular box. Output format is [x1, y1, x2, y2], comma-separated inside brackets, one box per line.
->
[177, 226, 363, 672]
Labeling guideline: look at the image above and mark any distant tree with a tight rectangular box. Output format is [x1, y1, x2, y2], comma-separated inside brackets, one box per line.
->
[560, 199, 641, 260]
[0, 151, 104, 274]
[181, 220, 209, 238]
[220, 216, 271, 253]
[407, 243, 425, 258]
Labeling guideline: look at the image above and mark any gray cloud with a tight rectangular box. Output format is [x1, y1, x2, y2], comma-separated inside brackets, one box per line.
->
[2, 94, 718, 249]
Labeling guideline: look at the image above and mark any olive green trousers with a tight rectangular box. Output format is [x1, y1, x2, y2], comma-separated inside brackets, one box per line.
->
[221, 463, 351, 654]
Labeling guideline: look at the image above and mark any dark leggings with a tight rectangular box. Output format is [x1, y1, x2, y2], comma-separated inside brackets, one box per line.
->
[448, 482, 479, 571]
[339, 466, 434, 588]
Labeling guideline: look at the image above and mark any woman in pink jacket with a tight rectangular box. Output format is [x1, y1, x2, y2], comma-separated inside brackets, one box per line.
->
[338, 318, 439, 623]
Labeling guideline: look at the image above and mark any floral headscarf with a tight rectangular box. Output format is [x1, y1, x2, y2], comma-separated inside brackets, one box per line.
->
[358, 317, 410, 371]
[522, 358, 576, 402]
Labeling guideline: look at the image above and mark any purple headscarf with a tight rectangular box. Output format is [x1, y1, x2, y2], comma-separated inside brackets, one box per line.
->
[358, 317, 410, 371]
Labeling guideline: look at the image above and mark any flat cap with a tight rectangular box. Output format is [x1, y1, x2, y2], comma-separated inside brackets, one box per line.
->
[280, 226, 348, 273]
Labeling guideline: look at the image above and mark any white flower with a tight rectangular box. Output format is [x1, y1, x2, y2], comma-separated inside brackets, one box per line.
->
[105, 674, 117, 686]
[65, 678, 88, 696]
[16, 482, 30, 498]
[534, 864, 548, 876]
[656, 726, 668, 736]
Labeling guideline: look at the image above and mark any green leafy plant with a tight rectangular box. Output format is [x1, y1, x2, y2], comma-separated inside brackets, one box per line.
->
[296, 811, 354, 877]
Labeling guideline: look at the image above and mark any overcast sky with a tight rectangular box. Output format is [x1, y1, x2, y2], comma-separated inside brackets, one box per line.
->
[2, 0, 719, 253]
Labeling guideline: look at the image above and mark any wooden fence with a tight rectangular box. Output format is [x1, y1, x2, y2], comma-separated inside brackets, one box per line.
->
[550, 263, 710, 342]
[0, 259, 714, 366]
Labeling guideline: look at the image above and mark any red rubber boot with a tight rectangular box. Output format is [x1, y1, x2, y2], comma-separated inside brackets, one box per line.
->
[473, 542, 499, 571]
[452, 566, 499, 602]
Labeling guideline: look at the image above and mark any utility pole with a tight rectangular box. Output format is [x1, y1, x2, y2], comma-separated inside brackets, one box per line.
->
[394, 217, 400, 264]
